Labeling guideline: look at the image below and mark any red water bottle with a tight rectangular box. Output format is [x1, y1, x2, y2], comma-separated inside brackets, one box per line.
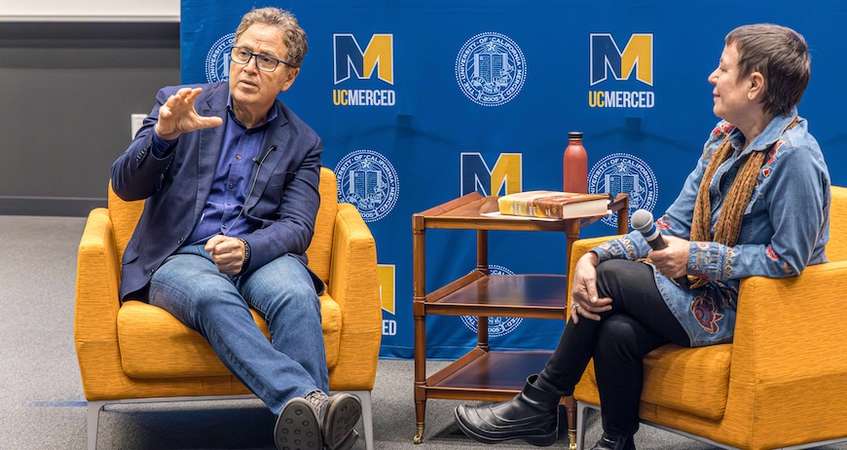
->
[564, 131, 588, 193]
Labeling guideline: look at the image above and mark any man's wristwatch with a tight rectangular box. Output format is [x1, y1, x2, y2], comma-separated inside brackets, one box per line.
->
[238, 238, 251, 272]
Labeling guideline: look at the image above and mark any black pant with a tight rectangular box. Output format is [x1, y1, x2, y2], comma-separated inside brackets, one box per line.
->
[538, 259, 690, 436]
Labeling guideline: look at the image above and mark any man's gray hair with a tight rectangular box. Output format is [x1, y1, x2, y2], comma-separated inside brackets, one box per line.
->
[235, 7, 308, 68]
[726, 24, 810, 117]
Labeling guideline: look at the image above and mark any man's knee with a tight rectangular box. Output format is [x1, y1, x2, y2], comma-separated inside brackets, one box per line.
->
[254, 280, 320, 322]
[283, 283, 318, 306]
[191, 283, 227, 307]
[246, 256, 319, 311]
[150, 272, 237, 328]
[179, 279, 241, 322]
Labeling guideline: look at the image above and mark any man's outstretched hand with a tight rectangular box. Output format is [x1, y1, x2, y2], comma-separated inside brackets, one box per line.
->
[204, 235, 246, 275]
[154, 87, 223, 141]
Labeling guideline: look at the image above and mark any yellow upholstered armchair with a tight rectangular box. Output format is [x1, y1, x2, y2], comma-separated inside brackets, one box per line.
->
[75, 167, 381, 450]
[568, 186, 847, 450]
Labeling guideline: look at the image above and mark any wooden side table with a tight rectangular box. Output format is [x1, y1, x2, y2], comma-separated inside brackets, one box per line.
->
[412, 192, 629, 448]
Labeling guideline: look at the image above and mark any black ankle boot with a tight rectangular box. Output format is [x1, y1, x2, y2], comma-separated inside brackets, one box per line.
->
[590, 432, 635, 450]
[454, 374, 560, 446]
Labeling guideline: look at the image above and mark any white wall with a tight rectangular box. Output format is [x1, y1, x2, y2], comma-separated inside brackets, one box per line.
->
[0, 0, 179, 22]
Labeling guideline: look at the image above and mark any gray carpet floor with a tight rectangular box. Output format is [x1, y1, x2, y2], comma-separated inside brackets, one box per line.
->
[1, 215, 844, 450]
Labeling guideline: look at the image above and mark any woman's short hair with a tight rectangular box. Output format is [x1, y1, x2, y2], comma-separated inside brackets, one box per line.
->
[235, 7, 308, 68]
[725, 24, 810, 117]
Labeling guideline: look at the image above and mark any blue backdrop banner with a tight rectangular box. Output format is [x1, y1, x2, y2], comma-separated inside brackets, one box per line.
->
[180, 0, 847, 359]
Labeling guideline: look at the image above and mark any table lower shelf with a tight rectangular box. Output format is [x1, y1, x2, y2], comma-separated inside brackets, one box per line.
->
[422, 348, 554, 401]
[425, 273, 569, 319]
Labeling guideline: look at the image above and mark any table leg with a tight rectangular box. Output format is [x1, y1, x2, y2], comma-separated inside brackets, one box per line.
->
[413, 218, 426, 444]
[617, 195, 630, 235]
[565, 396, 577, 449]
[564, 223, 580, 447]
[477, 316, 489, 352]
[476, 230, 488, 273]
[476, 230, 490, 352]
[413, 389, 425, 444]
[413, 309, 426, 444]
[565, 221, 580, 309]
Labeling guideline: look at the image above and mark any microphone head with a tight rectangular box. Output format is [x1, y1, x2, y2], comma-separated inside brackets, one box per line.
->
[631, 209, 654, 233]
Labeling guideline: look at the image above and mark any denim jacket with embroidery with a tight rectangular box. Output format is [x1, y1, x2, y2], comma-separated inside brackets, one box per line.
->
[591, 109, 831, 347]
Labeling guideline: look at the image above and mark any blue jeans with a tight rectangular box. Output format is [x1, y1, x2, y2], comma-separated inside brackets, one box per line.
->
[149, 244, 329, 415]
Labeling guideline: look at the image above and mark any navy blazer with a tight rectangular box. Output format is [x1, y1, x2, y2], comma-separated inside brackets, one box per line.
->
[111, 81, 324, 301]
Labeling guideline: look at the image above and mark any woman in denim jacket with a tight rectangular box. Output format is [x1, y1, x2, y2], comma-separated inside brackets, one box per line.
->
[455, 24, 830, 450]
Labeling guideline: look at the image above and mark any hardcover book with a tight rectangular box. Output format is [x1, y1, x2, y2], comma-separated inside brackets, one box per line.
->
[498, 191, 611, 219]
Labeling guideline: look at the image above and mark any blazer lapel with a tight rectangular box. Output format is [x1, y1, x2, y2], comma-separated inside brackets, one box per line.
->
[194, 84, 228, 220]
[245, 100, 292, 211]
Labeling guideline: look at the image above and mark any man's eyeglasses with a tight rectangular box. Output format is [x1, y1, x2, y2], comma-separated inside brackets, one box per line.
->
[230, 47, 297, 72]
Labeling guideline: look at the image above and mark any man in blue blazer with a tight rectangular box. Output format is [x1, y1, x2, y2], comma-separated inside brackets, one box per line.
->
[111, 8, 360, 450]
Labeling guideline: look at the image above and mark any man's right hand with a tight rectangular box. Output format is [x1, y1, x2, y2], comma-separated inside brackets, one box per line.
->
[154, 87, 224, 141]
[570, 252, 613, 324]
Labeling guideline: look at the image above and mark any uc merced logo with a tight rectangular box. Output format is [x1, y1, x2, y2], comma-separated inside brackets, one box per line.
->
[377, 264, 397, 337]
[335, 149, 399, 223]
[205, 33, 236, 83]
[588, 33, 654, 109]
[333, 34, 395, 107]
[460, 152, 522, 196]
[589, 153, 658, 227]
[461, 265, 523, 337]
[456, 32, 526, 107]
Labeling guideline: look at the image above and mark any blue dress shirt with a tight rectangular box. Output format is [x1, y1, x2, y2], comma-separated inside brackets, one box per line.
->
[150, 97, 279, 245]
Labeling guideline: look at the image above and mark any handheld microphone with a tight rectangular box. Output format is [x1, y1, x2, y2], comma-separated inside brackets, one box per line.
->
[631, 209, 687, 286]
[631, 209, 666, 250]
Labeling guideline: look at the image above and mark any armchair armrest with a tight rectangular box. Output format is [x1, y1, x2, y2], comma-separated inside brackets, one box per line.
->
[75, 208, 121, 342]
[327, 203, 381, 389]
[74, 208, 124, 398]
[731, 260, 847, 382]
[566, 236, 623, 314]
[725, 260, 847, 447]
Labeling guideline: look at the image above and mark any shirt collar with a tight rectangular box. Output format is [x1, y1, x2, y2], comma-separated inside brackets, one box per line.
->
[226, 92, 279, 131]
[727, 107, 798, 154]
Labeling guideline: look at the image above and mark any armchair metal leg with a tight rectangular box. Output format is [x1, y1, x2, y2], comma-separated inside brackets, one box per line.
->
[84, 394, 379, 450]
[86, 401, 105, 450]
[349, 390, 374, 450]
[573, 399, 847, 450]
[576, 401, 596, 450]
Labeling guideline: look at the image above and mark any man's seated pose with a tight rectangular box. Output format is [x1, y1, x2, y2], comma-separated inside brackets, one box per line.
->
[110, 7, 361, 450]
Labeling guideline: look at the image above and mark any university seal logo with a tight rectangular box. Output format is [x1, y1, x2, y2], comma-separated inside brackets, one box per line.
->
[335, 149, 399, 223]
[589, 153, 658, 227]
[461, 265, 523, 337]
[205, 33, 236, 83]
[455, 32, 526, 107]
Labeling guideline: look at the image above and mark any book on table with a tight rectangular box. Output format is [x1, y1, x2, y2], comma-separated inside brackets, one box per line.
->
[497, 191, 612, 219]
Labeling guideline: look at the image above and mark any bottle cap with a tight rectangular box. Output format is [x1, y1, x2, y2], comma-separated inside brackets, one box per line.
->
[568, 131, 583, 139]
